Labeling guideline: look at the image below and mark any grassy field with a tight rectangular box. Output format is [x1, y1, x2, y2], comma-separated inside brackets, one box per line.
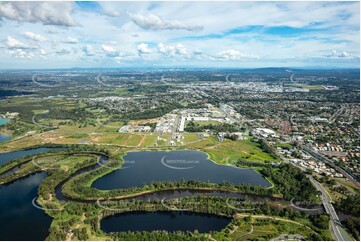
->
[183, 133, 200, 143]
[202, 139, 279, 164]
[1, 118, 279, 167]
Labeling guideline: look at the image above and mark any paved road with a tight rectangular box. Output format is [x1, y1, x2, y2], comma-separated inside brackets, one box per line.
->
[282, 156, 353, 241]
[308, 175, 353, 241]
[303, 146, 360, 187]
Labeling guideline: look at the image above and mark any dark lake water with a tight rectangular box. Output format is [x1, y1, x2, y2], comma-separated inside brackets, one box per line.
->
[0, 147, 62, 166]
[0, 134, 11, 143]
[0, 172, 52, 241]
[92, 150, 271, 190]
[101, 211, 231, 233]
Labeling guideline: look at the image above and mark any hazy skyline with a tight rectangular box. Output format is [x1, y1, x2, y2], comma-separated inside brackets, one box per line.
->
[0, 1, 359, 69]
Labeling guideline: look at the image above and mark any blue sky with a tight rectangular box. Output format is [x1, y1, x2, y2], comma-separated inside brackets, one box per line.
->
[0, 1, 359, 69]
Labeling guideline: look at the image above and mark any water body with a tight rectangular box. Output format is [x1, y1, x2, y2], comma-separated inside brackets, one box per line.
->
[0, 134, 11, 143]
[93, 150, 271, 190]
[0, 118, 9, 126]
[0, 172, 52, 241]
[0, 147, 63, 166]
[101, 211, 231, 233]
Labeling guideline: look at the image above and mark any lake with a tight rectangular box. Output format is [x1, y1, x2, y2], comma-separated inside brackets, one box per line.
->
[101, 211, 231, 233]
[0, 134, 11, 143]
[0, 147, 63, 166]
[92, 150, 271, 189]
[0, 172, 52, 240]
[0, 118, 9, 126]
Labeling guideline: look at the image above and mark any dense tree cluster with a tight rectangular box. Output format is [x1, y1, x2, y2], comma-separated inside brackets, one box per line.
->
[110, 230, 207, 241]
[335, 194, 360, 216]
[260, 164, 319, 201]
[185, 121, 238, 133]
[257, 138, 279, 159]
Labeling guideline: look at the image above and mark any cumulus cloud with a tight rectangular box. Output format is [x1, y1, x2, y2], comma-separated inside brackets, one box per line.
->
[101, 44, 120, 57]
[39, 49, 46, 57]
[7, 49, 35, 59]
[137, 43, 151, 55]
[22, 32, 47, 42]
[214, 50, 259, 60]
[158, 43, 188, 56]
[83, 45, 94, 56]
[339, 51, 349, 58]
[5, 36, 27, 49]
[327, 50, 354, 59]
[63, 37, 78, 44]
[0, 2, 76, 27]
[129, 13, 203, 32]
[101, 44, 116, 53]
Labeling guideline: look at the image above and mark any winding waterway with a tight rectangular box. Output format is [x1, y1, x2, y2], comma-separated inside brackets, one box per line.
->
[0, 148, 323, 239]
[0, 172, 52, 241]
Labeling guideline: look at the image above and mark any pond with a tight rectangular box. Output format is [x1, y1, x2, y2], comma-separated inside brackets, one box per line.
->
[101, 211, 231, 233]
[0, 172, 52, 240]
[92, 150, 271, 190]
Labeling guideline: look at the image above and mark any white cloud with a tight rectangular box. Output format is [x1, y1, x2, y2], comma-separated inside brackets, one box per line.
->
[22, 32, 47, 42]
[5, 36, 27, 49]
[101, 44, 116, 53]
[214, 50, 259, 60]
[129, 13, 203, 32]
[0, 2, 359, 68]
[101, 44, 121, 57]
[340, 51, 349, 58]
[0, 2, 76, 27]
[326, 50, 354, 59]
[137, 43, 151, 55]
[7, 49, 35, 59]
[174, 44, 187, 55]
[63, 37, 78, 44]
[158, 43, 188, 56]
[83, 45, 94, 56]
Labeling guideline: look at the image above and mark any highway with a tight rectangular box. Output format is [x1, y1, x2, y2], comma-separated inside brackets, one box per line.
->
[302, 146, 360, 187]
[308, 175, 353, 241]
[282, 156, 353, 241]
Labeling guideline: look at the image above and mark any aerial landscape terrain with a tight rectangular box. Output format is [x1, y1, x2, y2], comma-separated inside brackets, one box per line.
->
[0, 1, 359, 241]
